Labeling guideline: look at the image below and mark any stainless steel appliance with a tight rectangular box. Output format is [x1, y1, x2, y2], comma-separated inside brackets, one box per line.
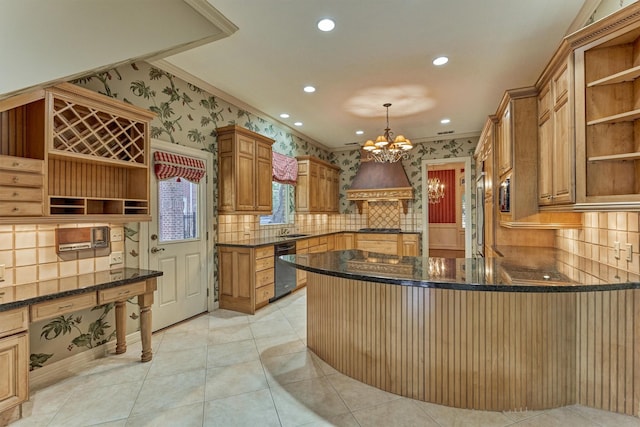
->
[271, 242, 296, 302]
[476, 172, 485, 257]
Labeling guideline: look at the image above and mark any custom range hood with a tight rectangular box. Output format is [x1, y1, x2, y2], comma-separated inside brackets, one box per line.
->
[346, 153, 414, 214]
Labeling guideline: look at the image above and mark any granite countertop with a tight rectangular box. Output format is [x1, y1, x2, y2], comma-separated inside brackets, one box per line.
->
[280, 247, 640, 292]
[0, 268, 163, 312]
[216, 229, 422, 248]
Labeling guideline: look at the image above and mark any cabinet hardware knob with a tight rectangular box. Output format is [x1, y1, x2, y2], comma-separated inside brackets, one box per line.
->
[12, 176, 19, 183]
[13, 192, 18, 197]
[0, 292, 5, 296]
[12, 162, 19, 167]
[12, 207, 18, 212]
[58, 304, 73, 309]
[119, 290, 131, 295]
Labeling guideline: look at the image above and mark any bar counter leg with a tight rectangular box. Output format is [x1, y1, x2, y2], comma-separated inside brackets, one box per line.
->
[138, 292, 154, 362]
[114, 300, 127, 354]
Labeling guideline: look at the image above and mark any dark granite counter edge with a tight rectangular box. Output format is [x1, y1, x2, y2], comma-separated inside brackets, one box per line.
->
[217, 230, 422, 248]
[279, 255, 640, 293]
[0, 269, 164, 313]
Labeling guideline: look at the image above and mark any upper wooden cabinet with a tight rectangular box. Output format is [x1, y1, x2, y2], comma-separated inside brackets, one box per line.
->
[295, 156, 340, 213]
[538, 57, 575, 207]
[0, 83, 154, 223]
[217, 125, 274, 214]
[495, 88, 539, 221]
[573, 12, 640, 207]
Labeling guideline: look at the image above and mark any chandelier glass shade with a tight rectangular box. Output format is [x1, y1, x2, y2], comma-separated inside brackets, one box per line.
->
[427, 177, 445, 204]
[362, 103, 413, 163]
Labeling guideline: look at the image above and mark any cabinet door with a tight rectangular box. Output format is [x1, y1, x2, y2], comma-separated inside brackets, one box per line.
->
[255, 141, 273, 212]
[295, 162, 309, 212]
[552, 96, 573, 204]
[498, 105, 512, 176]
[0, 333, 28, 413]
[219, 247, 254, 313]
[309, 162, 319, 211]
[538, 115, 553, 205]
[235, 136, 256, 211]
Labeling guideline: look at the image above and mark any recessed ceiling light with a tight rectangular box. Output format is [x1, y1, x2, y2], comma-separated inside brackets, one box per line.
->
[303, 86, 316, 93]
[440, 118, 451, 124]
[279, 113, 290, 119]
[294, 122, 303, 126]
[317, 18, 335, 32]
[356, 130, 364, 135]
[433, 56, 449, 66]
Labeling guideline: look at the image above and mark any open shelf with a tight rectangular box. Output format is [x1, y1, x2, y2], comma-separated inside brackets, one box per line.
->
[588, 152, 640, 162]
[587, 64, 640, 87]
[586, 108, 640, 125]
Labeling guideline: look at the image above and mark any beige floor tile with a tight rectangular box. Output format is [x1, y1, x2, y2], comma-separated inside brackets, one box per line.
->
[326, 372, 400, 411]
[125, 402, 204, 427]
[419, 400, 513, 426]
[164, 314, 210, 334]
[155, 328, 209, 353]
[248, 304, 287, 323]
[207, 339, 259, 367]
[90, 420, 127, 427]
[147, 346, 207, 378]
[9, 412, 57, 427]
[205, 360, 269, 401]
[255, 333, 307, 358]
[208, 323, 253, 345]
[74, 360, 150, 391]
[262, 349, 324, 386]
[299, 412, 361, 427]
[23, 376, 80, 417]
[203, 389, 280, 427]
[568, 405, 640, 426]
[352, 398, 440, 427]
[511, 406, 600, 426]
[250, 317, 296, 339]
[129, 369, 206, 417]
[502, 409, 548, 422]
[310, 352, 339, 376]
[48, 381, 143, 427]
[208, 309, 250, 328]
[270, 377, 350, 427]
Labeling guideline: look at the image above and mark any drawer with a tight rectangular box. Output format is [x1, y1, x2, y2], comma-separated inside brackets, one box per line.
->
[0, 172, 43, 187]
[255, 246, 274, 259]
[0, 202, 43, 216]
[308, 237, 320, 247]
[31, 293, 97, 322]
[255, 255, 274, 272]
[0, 155, 43, 174]
[255, 268, 274, 288]
[255, 284, 274, 305]
[0, 307, 28, 339]
[98, 281, 146, 304]
[296, 239, 309, 250]
[0, 186, 42, 202]
[309, 244, 327, 253]
[0, 287, 15, 305]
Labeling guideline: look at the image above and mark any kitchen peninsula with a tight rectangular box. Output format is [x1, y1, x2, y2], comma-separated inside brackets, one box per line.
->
[281, 249, 640, 417]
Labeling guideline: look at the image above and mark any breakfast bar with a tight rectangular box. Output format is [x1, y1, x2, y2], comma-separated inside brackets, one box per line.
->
[281, 248, 640, 417]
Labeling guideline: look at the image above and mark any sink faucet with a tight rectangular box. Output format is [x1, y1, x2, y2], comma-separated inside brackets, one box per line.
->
[277, 228, 290, 237]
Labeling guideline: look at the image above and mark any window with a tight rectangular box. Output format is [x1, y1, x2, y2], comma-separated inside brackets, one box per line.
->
[260, 182, 293, 225]
[158, 177, 199, 242]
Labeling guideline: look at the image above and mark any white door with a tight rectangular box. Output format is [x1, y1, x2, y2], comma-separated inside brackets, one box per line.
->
[146, 142, 209, 331]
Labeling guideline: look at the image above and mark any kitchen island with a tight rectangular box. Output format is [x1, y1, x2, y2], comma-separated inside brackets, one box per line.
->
[281, 249, 640, 417]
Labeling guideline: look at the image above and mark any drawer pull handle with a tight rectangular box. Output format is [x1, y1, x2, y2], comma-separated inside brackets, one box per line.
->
[12, 162, 19, 167]
[12, 207, 19, 212]
[0, 292, 5, 296]
[58, 304, 74, 310]
[118, 290, 131, 296]
[13, 192, 18, 197]
[12, 176, 19, 183]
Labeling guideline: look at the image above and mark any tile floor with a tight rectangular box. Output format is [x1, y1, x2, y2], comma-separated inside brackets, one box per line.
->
[14, 288, 640, 427]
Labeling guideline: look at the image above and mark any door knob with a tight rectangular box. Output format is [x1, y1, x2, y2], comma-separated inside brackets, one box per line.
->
[150, 247, 165, 254]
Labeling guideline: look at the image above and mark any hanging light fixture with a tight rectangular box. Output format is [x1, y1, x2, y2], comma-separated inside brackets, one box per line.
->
[362, 103, 413, 162]
[427, 177, 445, 204]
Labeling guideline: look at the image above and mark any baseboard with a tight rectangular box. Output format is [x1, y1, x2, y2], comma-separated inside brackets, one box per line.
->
[29, 332, 142, 391]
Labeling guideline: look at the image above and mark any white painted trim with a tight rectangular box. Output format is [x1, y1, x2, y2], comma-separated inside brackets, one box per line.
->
[565, 0, 602, 35]
[29, 333, 142, 390]
[421, 156, 473, 258]
[182, 0, 239, 36]
[150, 59, 330, 152]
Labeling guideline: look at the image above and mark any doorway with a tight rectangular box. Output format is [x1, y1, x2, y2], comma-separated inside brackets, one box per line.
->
[141, 140, 213, 331]
[421, 157, 472, 258]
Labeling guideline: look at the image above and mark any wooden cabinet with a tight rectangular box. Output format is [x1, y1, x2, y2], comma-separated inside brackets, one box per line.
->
[218, 245, 274, 314]
[495, 88, 539, 222]
[574, 16, 640, 206]
[400, 234, 420, 256]
[0, 83, 154, 223]
[0, 308, 28, 415]
[217, 125, 274, 214]
[355, 233, 420, 256]
[538, 58, 575, 206]
[335, 232, 355, 250]
[295, 156, 340, 213]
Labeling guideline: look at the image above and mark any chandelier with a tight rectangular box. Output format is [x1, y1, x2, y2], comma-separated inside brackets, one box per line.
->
[362, 103, 413, 163]
[427, 177, 445, 204]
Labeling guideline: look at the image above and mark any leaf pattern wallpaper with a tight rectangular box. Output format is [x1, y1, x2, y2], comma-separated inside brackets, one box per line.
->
[31, 60, 478, 370]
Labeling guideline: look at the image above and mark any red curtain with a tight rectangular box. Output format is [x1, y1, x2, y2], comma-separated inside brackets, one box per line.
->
[428, 169, 455, 223]
[153, 151, 206, 183]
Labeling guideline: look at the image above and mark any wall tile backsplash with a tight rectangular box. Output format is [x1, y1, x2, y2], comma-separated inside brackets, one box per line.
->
[0, 223, 125, 286]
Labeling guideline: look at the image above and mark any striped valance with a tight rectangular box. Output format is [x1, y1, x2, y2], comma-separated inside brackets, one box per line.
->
[272, 152, 298, 185]
[153, 151, 206, 183]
